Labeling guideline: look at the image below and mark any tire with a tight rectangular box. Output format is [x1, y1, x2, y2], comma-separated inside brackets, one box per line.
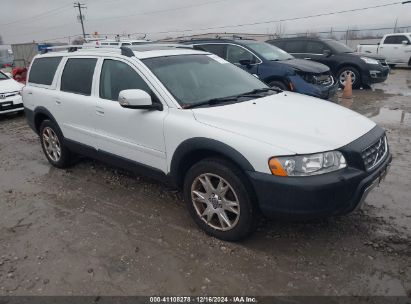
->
[39, 119, 72, 168]
[336, 66, 361, 89]
[268, 80, 288, 91]
[183, 157, 259, 241]
[388, 64, 396, 69]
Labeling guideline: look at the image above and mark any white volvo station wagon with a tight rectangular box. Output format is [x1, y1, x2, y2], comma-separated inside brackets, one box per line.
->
[23, 45, 391, 241]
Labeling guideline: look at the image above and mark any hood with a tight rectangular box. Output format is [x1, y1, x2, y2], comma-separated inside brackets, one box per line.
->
[357, 52, 386, 60]
[0, 78, 24, 93]
[192, 92, 375, 155]
[279, 58, 330, 74]
[345, 52, 386, 60]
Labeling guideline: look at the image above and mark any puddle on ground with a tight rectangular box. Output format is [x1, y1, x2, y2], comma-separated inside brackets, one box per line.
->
[367, 107, 411, 126]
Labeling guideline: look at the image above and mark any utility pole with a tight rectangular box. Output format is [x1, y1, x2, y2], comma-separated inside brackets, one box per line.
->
[394, 18, 398, 33]
[74, 2, 87, 39]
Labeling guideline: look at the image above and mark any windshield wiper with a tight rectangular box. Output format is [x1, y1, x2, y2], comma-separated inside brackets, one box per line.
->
[237, 87, 280, 97]
[183, 96, 239, 109]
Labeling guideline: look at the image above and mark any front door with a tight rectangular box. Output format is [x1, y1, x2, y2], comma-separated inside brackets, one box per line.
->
[225, 44, 259, 75]
[93, 58, 168, 172]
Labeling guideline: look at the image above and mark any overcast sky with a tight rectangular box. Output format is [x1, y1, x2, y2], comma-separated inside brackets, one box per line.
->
[1, 0, 410, 44]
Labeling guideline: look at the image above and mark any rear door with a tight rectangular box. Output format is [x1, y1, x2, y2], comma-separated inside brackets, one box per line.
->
[55, 57, 99, 148]
[304, 41, 332, 65]
[93, 57, 168, 172]
[283, 40, 306, 59]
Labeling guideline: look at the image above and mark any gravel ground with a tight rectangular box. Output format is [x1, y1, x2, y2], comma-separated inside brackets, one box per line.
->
[0, 68, 410, 296]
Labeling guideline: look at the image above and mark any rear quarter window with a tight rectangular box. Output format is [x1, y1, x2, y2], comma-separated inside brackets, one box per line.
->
[29, 56, 62, 85]
[60, 58, 97, 96]
[284, 41, 306, 53]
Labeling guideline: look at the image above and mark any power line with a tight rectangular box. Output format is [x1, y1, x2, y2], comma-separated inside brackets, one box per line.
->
[86, 0, 232, 22]
[127, 1, 404, 36]
[0, 4, 72, 27]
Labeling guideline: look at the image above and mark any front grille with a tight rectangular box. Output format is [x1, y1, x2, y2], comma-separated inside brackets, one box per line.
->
[0, 91, 20, 99]
[315, 74, 334, 87]
[300, 72, 334, 87]
[361, 136, 388, 170]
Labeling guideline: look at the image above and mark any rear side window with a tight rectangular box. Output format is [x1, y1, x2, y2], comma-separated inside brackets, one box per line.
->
[194, 44, 227, 58]
[270, 40, 285, 49]
[384, 35, 410, 44]
[284, 41, 306, 53]
[306, 41, 326, 54]
[60, 58, 97, 95]
[100, 59, 151, 101]
[29, 57, 62, 85]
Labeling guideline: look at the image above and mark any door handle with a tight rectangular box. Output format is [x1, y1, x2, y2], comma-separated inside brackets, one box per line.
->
[304, 57, 312, 60]
[26, 91, 33, 95]
[55, 99, 62, 105]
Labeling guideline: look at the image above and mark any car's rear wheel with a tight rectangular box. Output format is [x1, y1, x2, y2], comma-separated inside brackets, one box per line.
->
[39, 120, 72, 168]
[337, 66, 361, 89]
[183, 158, 258, 241]
[389, 64, 396, 69]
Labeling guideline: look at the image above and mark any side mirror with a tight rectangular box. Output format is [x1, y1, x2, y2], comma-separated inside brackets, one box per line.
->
[402, 40, 409, 45]
[323, 49, 332, 57]
[118, 89, 162, 110]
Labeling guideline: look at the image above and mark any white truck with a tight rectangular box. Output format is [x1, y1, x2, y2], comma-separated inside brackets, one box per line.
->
[357, 33, 411, 67]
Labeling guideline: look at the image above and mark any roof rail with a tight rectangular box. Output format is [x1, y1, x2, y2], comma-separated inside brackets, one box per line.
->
[41, 45, 83, 54]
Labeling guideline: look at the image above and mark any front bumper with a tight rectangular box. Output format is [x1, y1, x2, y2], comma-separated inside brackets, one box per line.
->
[247, 126, 392, 218]
[0, 95, 23, 114]
[362, 65, 390, 85]
[289, 74, 338, 100]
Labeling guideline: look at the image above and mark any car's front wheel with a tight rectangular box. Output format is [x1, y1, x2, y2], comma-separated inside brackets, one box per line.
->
[183, 158, 258, 241]
[39, 120, 72, 168]
[337, 66, 361, 89]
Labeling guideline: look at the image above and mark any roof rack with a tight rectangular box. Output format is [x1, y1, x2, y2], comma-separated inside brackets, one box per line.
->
[41, 45, 83, 54]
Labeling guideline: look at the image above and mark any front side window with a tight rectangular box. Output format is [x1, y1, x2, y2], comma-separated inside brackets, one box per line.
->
[226, 45, 257, 64]
[100, 59, 151, 101]
[384, 35, 410, 44]
[143, 54, 267, 107]
[246, 42, 293, 61]
[29, 56, 62, 85]
[60, 58, 97, 95]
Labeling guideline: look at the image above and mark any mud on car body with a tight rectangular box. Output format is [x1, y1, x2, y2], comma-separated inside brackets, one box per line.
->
[23, 45, 391, 241]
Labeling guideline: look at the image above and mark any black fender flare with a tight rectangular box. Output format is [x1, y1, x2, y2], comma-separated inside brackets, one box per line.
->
[169, 137, 255, 187]
[33, 106, 60, 134]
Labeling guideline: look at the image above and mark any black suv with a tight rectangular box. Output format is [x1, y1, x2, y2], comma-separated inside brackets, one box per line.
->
[267, 37, 390, 89]
[181, 39, 338, 100]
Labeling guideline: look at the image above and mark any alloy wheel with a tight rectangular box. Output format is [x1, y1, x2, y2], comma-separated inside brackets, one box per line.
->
[339, 70, 356, 87]
[42, 127, 61, 162]
[191, 173, 240, 231]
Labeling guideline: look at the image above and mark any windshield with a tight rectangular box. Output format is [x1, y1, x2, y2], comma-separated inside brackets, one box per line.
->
[0, 71, 8, 80]
[142, 54, 268, 107]
[325, 40, 354, 53]
[246, 42, 293, 61]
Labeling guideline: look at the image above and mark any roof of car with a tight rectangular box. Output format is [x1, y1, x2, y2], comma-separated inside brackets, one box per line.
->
[36, 45, 207, 60]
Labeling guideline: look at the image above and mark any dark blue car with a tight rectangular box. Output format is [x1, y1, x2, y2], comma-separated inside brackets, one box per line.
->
[181, 38, 338, 100]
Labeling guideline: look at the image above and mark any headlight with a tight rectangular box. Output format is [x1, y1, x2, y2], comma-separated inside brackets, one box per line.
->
[361, 57, 379, 65]
[269, 151, 346, 176]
